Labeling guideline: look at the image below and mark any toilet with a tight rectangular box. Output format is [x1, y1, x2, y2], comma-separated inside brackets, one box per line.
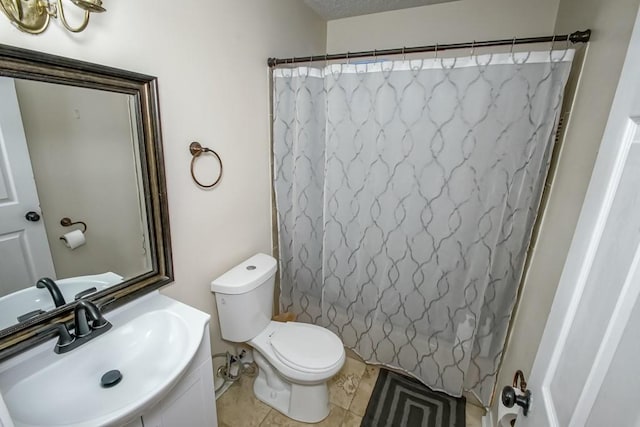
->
[211, 253, 345, 423]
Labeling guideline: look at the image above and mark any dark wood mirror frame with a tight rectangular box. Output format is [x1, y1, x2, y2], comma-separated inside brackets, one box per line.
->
[0, 44, 173, 359]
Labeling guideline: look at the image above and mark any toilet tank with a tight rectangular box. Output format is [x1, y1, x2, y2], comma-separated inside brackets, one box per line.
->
[211, 253, 277, 342]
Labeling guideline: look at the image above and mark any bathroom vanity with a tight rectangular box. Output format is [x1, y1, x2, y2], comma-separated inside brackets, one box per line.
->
[129, 325, 216, 427]
[0, 293, 217, 427]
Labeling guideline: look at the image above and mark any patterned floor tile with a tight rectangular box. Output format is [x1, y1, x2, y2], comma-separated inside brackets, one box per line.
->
[216, 376, 271, 427]
[216, 356, 486, 427]
[341, 410, 364, 427]
[348, 364, 380, 416]
[259, 404, 346, 427]
[329, 357, 367, 409]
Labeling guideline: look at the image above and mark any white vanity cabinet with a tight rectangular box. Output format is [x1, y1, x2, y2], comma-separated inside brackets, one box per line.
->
[123, 326, 217, 427]
[0, 293, 217, 427]
[140, 327, 217, 426]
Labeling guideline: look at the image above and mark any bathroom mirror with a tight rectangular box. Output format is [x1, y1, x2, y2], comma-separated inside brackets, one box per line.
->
[0, 44, 173, 357]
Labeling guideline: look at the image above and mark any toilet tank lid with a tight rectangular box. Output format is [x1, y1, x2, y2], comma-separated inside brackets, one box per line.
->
[211, 253, 277, 295]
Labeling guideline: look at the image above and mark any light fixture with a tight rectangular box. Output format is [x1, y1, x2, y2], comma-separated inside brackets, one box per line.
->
[0, 0, 105, 34]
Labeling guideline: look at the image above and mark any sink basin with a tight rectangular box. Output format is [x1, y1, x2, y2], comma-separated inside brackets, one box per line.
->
[0, 272, 123, 330]
[0, 292, 210, 427]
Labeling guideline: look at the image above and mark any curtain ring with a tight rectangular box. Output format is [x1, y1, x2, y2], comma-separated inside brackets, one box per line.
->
[189, 141, 222, 188]
[434, 43, 438, 59]
[470, 40, 476, 57]
[510, 37, 517, 61]
[346, 51, 350, 65]
[402, 46, 406, 61]
[324, 53, 328, 67]
[549, 34, 558, 62]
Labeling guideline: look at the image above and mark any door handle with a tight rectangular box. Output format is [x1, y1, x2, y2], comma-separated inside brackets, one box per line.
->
[501, 370, 532, 416]
[25, 211, 41, 222]
[502, 386, 531, 416]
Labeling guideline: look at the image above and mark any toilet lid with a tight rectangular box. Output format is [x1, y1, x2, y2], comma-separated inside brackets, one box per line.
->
[270, 323, 343, 372]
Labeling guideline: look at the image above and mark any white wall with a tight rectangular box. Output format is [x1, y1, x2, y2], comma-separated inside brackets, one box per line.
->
[327, 0, 559, 52]
[15, 80, 148, 281]
[0, 0, 326, 358]
[494, 0, 640, 417]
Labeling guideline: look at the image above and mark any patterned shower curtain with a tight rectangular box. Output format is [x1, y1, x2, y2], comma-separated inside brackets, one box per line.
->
[272, 50, 573, 405]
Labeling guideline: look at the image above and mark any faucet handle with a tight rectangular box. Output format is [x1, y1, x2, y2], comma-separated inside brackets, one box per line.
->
[16, 309, 45, 323]
[37, 323, 75, 353]
[91, 312, 109, 329]
[74, 287, 97, 300]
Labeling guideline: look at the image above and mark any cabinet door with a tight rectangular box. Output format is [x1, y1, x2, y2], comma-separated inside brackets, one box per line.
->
[142, 360, 216, 427]
[142, 329, 217, 427]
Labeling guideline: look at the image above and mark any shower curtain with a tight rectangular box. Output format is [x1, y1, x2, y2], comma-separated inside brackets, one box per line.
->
[272, 50, 573, 405]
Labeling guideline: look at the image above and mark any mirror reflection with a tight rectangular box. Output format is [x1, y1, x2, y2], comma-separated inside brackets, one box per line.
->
[0, 76, 151, 329]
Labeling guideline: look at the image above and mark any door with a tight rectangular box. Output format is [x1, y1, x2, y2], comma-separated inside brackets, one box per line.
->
[0, 77, 55, 297]
[519, 7, 640, 427]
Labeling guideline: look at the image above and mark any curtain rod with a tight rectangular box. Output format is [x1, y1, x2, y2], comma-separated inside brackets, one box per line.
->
[267, 29, 591, 67]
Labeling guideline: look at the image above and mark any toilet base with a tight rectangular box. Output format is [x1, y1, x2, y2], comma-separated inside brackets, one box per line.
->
[252, 350, 330, 423]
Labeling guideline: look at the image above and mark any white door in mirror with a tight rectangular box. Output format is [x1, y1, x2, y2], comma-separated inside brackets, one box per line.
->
[0, 77, 56, 296]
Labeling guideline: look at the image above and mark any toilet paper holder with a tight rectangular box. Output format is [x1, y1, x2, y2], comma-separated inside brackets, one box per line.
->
[59, 217, 88, 235]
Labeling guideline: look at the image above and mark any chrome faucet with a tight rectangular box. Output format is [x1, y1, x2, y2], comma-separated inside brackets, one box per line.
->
[36, 277, 66, 308]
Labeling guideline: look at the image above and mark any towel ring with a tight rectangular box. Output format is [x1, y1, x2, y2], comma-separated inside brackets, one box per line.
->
[189, 141, 223, 188]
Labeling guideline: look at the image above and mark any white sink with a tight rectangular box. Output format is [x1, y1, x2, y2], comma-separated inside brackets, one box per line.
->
[0, 272, 123, 330]
[0, 292, 210, 427]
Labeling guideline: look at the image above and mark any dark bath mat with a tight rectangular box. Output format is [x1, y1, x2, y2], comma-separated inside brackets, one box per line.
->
[361, 369, 466, 427]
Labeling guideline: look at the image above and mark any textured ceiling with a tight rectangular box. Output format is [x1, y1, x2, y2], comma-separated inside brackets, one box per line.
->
[303, 0, 461, 20]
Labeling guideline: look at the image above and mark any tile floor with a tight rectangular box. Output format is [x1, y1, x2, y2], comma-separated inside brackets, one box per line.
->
[216, 356, 485, 427]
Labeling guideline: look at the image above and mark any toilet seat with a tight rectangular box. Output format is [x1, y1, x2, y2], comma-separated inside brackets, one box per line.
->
[249, 321, 345, 384]
[270, 323, 343, 373]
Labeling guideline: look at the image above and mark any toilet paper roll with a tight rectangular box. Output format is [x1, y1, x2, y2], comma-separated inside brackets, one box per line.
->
[498, 393, 520, 427]
[61, 229, 86, 250]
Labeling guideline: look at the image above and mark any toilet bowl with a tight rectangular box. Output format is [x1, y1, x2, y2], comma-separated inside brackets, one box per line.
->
[211, 253, 345, 423]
